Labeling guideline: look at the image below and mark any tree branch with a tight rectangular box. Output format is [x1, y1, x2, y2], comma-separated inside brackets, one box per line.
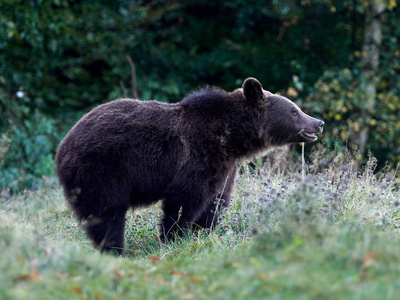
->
[126, 55, 139, 99]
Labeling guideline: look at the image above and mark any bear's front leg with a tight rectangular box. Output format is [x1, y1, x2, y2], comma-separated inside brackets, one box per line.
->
[194, 166, 237, 230]
[193, 196, 228, 230]
[160, 200, 204, 242]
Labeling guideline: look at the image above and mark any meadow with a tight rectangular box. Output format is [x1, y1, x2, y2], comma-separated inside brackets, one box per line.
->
[1, 152, 400, 299]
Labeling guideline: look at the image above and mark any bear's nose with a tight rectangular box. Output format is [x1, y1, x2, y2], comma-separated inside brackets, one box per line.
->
[317, 120, 324, 128]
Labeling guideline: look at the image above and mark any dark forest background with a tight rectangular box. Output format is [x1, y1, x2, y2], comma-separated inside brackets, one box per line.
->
[1, 0, 399, 192]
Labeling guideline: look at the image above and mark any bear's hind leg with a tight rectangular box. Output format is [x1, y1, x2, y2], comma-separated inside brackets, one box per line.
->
[82, 207, 128, 255]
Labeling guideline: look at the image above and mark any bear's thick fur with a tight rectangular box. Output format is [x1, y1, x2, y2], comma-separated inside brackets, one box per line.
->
[55, 77, 324, 255]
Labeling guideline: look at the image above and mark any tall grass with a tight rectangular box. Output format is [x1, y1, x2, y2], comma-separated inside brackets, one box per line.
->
[0, 153, 399, 299]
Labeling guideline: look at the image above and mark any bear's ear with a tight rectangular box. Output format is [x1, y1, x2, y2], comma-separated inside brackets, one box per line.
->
[242, 77, 264, 104]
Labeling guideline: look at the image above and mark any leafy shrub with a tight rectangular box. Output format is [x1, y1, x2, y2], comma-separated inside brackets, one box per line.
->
[298, 67, 400, 167]
[0, 111, 60, 193]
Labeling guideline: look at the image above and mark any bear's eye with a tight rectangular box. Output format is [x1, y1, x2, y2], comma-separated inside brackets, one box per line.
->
[291, 109, 299, 116]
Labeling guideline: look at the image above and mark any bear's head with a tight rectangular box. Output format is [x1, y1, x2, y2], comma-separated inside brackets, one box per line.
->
[242, 77, 324, 146]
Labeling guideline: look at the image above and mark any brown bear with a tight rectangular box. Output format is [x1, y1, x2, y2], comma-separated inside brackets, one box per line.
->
[55, 77, 324, 255]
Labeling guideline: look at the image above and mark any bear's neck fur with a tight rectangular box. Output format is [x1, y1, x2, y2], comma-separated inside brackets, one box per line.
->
[179, 87, 270, 161]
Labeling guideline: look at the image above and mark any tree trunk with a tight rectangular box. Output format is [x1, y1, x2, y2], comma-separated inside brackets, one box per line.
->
[355, 1, 384, 156]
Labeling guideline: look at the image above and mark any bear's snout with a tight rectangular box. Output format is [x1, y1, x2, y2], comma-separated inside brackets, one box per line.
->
[317, 120, 324, 130]
[297, 117, 324, 143]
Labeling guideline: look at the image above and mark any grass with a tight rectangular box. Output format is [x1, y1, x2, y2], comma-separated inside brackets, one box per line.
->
[1, 155, 400, 299]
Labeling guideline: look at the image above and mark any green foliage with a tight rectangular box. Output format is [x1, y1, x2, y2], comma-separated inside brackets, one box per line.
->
[301, 64, 400, 166]
[0, 0, 371, 109]
[287, 3, 400, 167]
[0, 0, 135, 111]
[0, 111, 60, 192]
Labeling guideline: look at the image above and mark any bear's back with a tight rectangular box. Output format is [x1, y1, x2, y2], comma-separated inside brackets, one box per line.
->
[59, 99, 179, 149]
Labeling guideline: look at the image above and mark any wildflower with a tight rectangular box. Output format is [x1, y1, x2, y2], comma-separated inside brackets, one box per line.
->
[242, 190, 251, 197]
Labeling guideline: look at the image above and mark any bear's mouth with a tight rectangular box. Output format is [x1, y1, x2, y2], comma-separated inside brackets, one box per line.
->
[300, 131, 319, 142]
